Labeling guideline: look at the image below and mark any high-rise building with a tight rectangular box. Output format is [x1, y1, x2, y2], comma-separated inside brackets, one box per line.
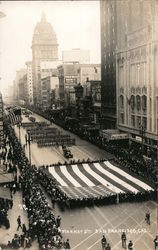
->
[58, 63, 101, 107]
[32, 12, 58, 107]
[100, 0, 117, 129]
[26, 61, 33, 105]
[116, 0, 158, 156]
[62, 49, 90, 64]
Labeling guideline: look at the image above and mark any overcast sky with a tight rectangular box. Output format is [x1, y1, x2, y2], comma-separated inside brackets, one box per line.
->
[0, 1, 101, 94]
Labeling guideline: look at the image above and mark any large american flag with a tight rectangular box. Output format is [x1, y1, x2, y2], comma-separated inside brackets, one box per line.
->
[48, 161, 154, 199]
[6, 108, 22, 125]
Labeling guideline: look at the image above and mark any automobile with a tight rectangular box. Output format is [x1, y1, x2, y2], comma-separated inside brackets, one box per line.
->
[62, 145, 73, 158]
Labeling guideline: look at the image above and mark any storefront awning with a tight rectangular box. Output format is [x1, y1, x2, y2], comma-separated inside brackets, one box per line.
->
[100, 129, 128, 141]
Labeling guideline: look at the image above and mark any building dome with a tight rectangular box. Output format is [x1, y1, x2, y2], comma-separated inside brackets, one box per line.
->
[32, 12, 58, 46]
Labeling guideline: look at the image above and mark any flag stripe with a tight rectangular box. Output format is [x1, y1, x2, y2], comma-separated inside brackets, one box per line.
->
[60, 165, 81, 187]
[93, 163, 138, 193]
[54, 166, 78, 186]
[48, 161, 153, 200]
[49, 167, 68, 186]
[66, 165, 89, 187]
[104, 161, 154, 191]
[90, 163, 130, 193]
[100, 162, 144, 192]
[77, 164, 102, 186]
[82, 163, 124, 193]
[71, 164, 95, 187]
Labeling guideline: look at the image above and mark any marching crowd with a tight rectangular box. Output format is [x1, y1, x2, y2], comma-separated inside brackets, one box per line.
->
[26, 106, 157, 187]
[38, 164, 156, 209]
[0, 110, 158, 249]
[1, 121, 70, 249]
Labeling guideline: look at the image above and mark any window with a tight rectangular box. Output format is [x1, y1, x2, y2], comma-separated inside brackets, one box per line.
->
[136, 95, 141, 111]
[120, 95, 124, 109]
[142, 117, 147, 130]
[120, 113, 124, 124]
[136, 116, 141, 128]
[142, 95, 147, 111]
[131, 115, 135, 127]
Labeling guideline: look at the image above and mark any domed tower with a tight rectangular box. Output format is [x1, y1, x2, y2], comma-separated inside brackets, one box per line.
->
[32, 12, 58, 106]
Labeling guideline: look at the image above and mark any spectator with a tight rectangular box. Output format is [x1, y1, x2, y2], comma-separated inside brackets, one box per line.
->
[17, 216, 22, 231]
[101, 235, 107, 250]
[154, 235, 158, 250]
[121, 232, 127, 248]
[128, 240, 133, 250]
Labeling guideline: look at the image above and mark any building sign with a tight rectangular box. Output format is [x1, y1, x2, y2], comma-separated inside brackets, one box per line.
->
[136, 136, 142, 142]
[65, 77, 77, 84]
[100, 130, 128, 141]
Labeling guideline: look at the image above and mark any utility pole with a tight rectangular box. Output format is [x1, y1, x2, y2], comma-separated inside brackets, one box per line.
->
[17, 122, 22, 144]
[25, 132, 32, 165]
[139, 123, 146, 157]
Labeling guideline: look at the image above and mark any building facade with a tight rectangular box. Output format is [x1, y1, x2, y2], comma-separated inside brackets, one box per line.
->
[26, 61, 33, 105]
[116, 0, 158, 155]
[32, 12, 58, 107]
[100, 0, 117, 129]
[58, 63, 101, 107]
[62, 49, 90, 64]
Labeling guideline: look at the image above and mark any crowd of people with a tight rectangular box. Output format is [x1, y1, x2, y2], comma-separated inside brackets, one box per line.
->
[0, 198, 11, 229]
[38, 164, 156, 209]
[2, 121, 70, 249]
[26, 105, 157, 188]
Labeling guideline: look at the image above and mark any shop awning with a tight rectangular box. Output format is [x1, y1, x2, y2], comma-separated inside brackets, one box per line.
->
[100, 129, 128, 141]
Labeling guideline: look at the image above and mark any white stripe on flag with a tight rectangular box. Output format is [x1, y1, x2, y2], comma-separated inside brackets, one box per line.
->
[94, 163, 138, 193]
[60, 165, 81, 187]
[48, 167, 68, 186]
[105, 161, 154, 191]
[82, 164, 124, 193]
[71, 164, 95, 187]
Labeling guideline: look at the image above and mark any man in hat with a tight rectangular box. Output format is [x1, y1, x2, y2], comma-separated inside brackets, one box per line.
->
[17, 216, 22, 231]
[121, 232, 127, 248]
[101, 235, 107, 250]
[154, 235, 158, 250]
[128, 240, 133, 250]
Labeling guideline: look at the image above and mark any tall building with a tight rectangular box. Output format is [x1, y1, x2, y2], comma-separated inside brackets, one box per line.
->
[100, 0, 117, 129]
[13, 68, 27, 101]
[116, 0, 158, 156]
[58, 63, 101, 107]
[62, 49, 90, 64]
[26, 61, 33, 105]
[32, 12, 58, 107]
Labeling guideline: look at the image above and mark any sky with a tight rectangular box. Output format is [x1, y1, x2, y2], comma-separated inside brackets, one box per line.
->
[0, 1, 101, 95]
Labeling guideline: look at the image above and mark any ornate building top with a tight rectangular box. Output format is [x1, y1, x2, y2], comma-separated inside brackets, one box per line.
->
[32, 12, 58, 46]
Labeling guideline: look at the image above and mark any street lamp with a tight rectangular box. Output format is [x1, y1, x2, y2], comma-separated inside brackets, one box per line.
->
[17, 122, 22, 144]
[25, 132, 32, 165]
[139, 123, 146, 157]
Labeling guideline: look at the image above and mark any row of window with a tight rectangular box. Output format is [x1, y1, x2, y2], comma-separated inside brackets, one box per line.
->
[120, 95, 147, 111]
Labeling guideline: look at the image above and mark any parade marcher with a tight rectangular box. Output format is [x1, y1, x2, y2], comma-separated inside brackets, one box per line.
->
[128, 240, 133, 250]
[101, 235, 107, 250]
[105, 243, 111, 250]
[121, 232, 127, 248]
[56, 215, 61, 227]
[17, 215, 22, 231]
[22, 223, 27, 236]
[154, 235, 158, 250]
[145, 211, 150, 225]
[65, 238, 70, 249]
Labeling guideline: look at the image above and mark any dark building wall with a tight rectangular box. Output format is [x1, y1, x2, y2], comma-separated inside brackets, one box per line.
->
[100, 0, 117, 129]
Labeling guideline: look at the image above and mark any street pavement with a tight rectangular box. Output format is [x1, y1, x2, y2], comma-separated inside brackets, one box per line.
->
[14, 113, 113, 167]
[2, 112, 158, 250]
